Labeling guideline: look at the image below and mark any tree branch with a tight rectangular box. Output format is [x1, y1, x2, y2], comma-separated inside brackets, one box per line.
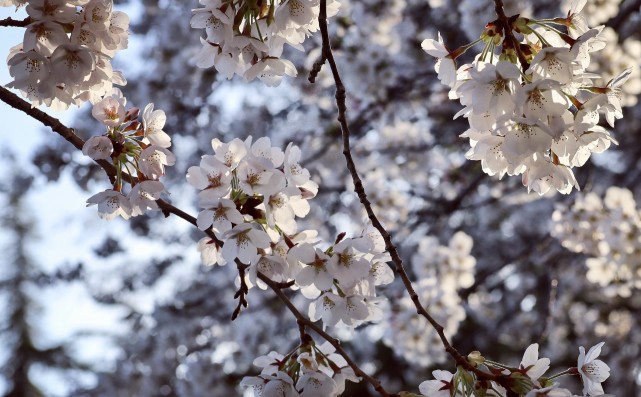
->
[0, 17, 30, 27]
[0, 84, 387, 394]
[0, 85, 217, 241]
[257, 272, 393, 397]
[493, 0, 530, 71]
[315, 0, 499, 382]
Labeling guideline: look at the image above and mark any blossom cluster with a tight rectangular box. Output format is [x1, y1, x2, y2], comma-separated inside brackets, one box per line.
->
[381, 232, 474, 367]
[191, 0, 339, 86]
[419, 342, 611, 397]
[240, 341, 359, 397]
[423, 0, 630, 195]
[551, 186, 641, 297]
[4, 0, 129, 110]
[84, 88, 174, 220]
[190, 137, 394, 329]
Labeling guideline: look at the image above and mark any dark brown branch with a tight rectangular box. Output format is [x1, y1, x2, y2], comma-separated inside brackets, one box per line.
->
[0, 86, 84, 150]
[232, 259, 250, 320]
[315, 0, 499, 383]
[0, 85, 215, 241]
[257, 272, 393, 397]
[0, 17, 30, 27]
[493, 0, 530, 71]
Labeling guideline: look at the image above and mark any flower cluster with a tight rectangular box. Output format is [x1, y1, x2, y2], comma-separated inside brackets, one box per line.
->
[551, 186, 641, 297]
[4, 0, 129, 110]
[422, 0, 630, 195]
[190, 138, 394, 329]
[418, 342, 611, 397]
[381, 232, 474, 367]
[84, 89, 174, 220]
[191, 0, 339, 86]
[240, 341, 359, 397]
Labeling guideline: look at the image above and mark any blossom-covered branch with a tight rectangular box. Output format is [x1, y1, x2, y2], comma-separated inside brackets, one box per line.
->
[313, 0, 494, 382]
[257, 272, 392, 397]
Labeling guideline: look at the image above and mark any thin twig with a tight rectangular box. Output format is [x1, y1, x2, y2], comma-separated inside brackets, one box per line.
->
[0, 17, 30, 27]
[257, 272, 394, 397]
[315, 0, 499, 382]
[0, 85, 215, 241]
[493, 0, 530, 71]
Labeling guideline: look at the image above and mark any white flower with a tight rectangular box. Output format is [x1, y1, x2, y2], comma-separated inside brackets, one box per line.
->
[570, 27, 607, 70]
[284, 143, 311, 186]
[23, 20, 69, 56]
[578, 342, 610, 396]
[186, 155, 232, 199]
[253, 351, 285, 375]
[221, 224, 271, 264]
[190, 3, 233, 44]
[456, 61, 521, 118]
[211, 137, 247, 169]
[139, 146, 176, 179]
[92, 92, 126, 126]
[514, 79, 569, 122]
[26, 0, 77, 23]
[142, 103, 171, 148]
[236, 158, 277, 196]
[289, 243, 333, 298]
[528, 47, 575, 84]
[327, 239, 371, 289]
[82, 136, 113, 160]
[461, 129, 516, 178]
[419, 370, 455, 397]
[6, 49, 50, 89]
[499, 117, 554, 166]
[50, 43, 95, 85]
[519, 343, 550, 383]
[297, 370, 338, 397]
[248, 254, 291, 289]
[565, 0, 588, 37]
[86, 189, 132, 220]
[521, 157, 579, 195]
[421, 32, 456, 87]
[240, 371, 298, 397]
[248, 136, 285, 168]
[274, 0, 319, 31]
[196, 197, 243, 234]
[244, 57, 298, 87]
[128, 180, 164, 216]
[309, 292, 369, 328]
[82, 0, 112, 32]
[197, 237, 226, 266]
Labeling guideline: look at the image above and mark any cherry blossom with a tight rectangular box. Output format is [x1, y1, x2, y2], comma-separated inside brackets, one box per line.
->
[519, 343, 551, 384]
[419, 370, 457, 397]
[221, 223, 271, 265]
[138, 146, 176, 179]
[142, 103, 171, 148]
[128, 181, 165, 217]
[86, 189, 132, 220]
[578, 342, 611, 396]
[82, 135, 113, 160]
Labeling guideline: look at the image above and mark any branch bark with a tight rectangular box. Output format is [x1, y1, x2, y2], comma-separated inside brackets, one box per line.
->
[493, 0, 530, 70]
[257, 272, 394, 397]
[314, 0, 500, 383]
[0, 17, 30, 27]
